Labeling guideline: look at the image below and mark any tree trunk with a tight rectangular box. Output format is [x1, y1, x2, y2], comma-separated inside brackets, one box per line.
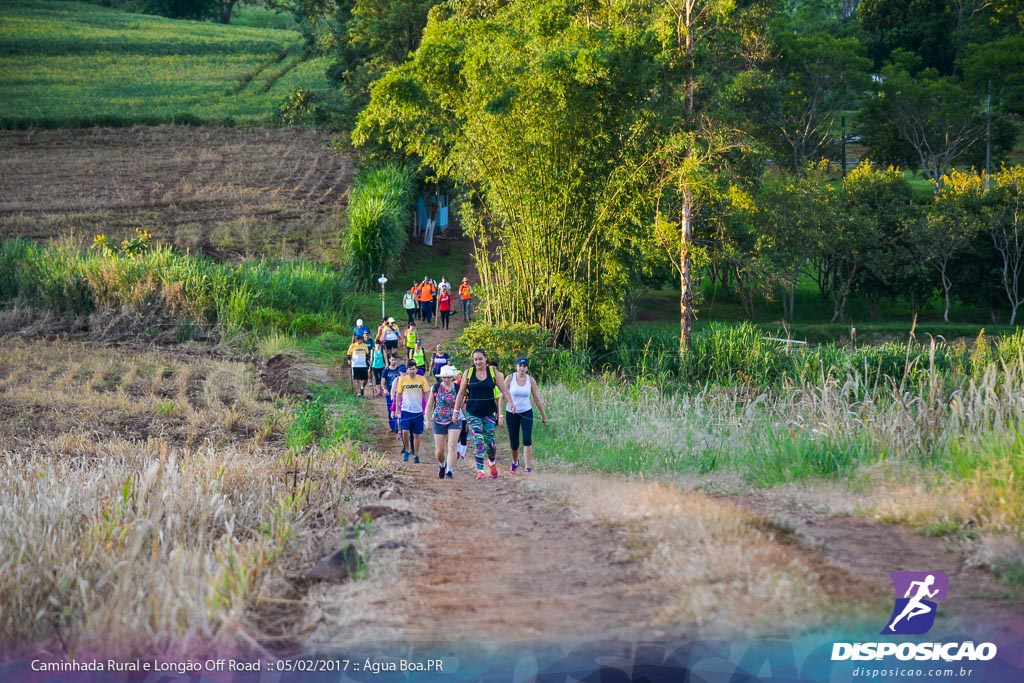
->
[679, 189, 695, 356]
[219, 0, 236, 24]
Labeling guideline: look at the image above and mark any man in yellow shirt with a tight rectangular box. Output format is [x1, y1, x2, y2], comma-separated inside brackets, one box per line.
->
[347, 336, 371, 397]
[392, 361, 431, 462]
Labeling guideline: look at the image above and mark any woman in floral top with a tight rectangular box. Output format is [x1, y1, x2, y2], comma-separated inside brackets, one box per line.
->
[424, 365, 462, 480]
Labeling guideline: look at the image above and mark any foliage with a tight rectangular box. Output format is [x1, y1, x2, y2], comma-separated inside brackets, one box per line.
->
[1, 237, 354, 339]
[454, 322, 555, 374]
[0, 0, 332, 128]
[356, 0, 661, 348]
[343, 162, 415, 290]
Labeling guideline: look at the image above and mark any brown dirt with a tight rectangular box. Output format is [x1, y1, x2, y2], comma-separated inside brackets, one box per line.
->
[0, 126, 353, 260]
[302, 300, 1024, 645]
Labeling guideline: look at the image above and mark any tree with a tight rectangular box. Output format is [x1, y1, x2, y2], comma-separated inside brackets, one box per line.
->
[919, 170, 987, 321]
[355, 0, 658, 346]
[735, 32, 871, 172]
[987, 165, 1024, 325]
[859, 57, 994, 189]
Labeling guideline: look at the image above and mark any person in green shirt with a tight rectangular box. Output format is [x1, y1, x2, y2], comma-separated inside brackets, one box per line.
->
[412, 339, 427, 376]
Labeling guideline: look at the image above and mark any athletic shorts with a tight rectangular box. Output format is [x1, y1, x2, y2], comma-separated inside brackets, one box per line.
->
[400, 411, 424, 435]
[352, 367, 369, 381]
[432, 420, 461, 436]
[385, 340, 398, 351]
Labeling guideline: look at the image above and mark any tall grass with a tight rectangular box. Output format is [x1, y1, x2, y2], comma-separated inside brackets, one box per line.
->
[1, 237, 354, 339]
[343, 163, 415, 290]
[537, 346, 1024, 578]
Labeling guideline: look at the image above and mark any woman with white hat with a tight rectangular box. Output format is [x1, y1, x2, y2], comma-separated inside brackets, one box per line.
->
[425, 365, 463, 479]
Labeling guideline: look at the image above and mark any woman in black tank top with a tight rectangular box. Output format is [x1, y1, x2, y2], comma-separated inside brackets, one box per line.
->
[454, 348, 515, 480]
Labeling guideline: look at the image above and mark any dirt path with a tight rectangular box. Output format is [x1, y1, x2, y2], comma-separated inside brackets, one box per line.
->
[303, 239, 1022, 650]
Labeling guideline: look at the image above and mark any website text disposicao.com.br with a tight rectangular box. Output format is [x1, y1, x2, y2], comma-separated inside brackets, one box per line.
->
[852, 665, 978, 678]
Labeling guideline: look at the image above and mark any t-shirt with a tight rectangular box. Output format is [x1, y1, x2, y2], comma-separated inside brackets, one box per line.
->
[371, 347, 386, 370]
[403, 292, 417, 309]
[383, 324, 400, 341]
[395, 374, 431, 414]
[431, 352, 450, 375]
[353, 325, 370, 339]
[459, 283, 472, 300]
[438, 294, 452, 312]
[432, 382, 459, 424]
[418, 282, 435, 302]
[347, 342, 369, 368]
[382, 366, 404, 393]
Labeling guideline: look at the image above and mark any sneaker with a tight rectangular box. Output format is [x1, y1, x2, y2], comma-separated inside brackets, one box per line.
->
[525, 467, 533, 474]
[445, 470, 454, 479]
[438, 465, 445, 479]
[510, 462, 519, 475]
[476, 470, 485, 480]
[488, 461, 498, 479]
[358, 388, 364, 397]
[413, 455, 420, 464]
[402, 451, 409, 462]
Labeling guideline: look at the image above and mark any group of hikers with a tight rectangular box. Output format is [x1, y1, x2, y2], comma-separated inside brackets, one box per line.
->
[344, 280, 548, 481]
[401, 275, 474, 329]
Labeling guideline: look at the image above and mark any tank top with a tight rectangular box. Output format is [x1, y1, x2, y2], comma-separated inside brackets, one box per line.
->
[466, 368, 497, 418]
[506, 373, 533, 413]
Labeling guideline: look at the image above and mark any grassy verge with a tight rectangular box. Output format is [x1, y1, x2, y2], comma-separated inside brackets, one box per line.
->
[537, 348, 1024, 583]
[0, 0, 331, 128]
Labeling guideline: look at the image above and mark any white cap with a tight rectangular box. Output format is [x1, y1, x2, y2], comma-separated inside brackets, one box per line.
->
[356, 319, 363, 326]
[387, 317, 395, 323]
[439, 365, 459, 378]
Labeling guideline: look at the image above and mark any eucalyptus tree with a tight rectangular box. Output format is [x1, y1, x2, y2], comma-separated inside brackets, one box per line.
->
[354, 0, 658, 346]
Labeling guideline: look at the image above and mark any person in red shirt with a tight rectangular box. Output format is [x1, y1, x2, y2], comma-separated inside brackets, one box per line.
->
[438, 287, 453, 329]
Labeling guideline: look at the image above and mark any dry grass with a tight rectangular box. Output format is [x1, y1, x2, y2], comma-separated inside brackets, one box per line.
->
[0, 338, 392, 658]
[529, 474, 881, 637]
[0, 127, 352, 260]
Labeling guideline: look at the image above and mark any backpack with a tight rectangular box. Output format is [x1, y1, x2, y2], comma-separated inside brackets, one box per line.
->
[464, 365, 501, 399]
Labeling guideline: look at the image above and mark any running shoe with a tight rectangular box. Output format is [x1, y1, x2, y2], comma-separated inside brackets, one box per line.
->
[438, 465, 445, 479]
[488, 461, 498, 479]
[413, 455, 420, 464]
[402, 451, 409, 462]
[476, 470, 485, 480]
[525, 467, 533, 474]
[445, 471, 454, 479]
[509, 462, 519, 475]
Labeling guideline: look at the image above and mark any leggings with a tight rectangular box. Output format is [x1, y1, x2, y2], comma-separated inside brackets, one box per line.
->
[440, 310, 451, 329]
[372, 367, 383, 388]
[405, 308, 416, 324]
[506, 409, 534, 450]
[467, 414, 497, 470]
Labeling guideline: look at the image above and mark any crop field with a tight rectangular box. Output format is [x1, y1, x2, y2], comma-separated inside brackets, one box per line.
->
[0, 0, 331, 128]
[0, 338, 401, 656]
[0, 126, 353, 260]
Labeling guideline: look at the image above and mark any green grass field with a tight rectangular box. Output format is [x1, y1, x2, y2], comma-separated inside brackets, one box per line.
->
[0, 0, 331, 128]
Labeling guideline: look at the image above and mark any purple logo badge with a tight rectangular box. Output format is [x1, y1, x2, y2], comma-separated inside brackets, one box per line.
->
[882, 571, 949, 635]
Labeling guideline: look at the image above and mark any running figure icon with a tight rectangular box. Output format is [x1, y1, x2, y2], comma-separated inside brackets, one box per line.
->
[882, 571, 948, 635]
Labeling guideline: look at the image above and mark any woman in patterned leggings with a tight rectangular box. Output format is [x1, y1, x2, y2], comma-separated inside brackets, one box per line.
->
[453, 348, 515, 480]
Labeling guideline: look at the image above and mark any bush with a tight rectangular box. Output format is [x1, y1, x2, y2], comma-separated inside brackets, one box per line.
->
[343, 163, 414, 290]
[455, 322, 555, 374]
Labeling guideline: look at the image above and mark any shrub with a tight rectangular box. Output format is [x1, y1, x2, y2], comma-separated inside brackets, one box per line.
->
[455, 322, 555, 373]
[343, 163, 414, 290]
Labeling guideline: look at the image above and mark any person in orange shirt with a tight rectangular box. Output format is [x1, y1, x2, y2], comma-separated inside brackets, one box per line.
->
[458, 277, 473, 321]
[418, 276, 436, 324]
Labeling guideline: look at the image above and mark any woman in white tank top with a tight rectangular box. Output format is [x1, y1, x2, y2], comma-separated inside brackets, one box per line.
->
[503, 356, 548, 474]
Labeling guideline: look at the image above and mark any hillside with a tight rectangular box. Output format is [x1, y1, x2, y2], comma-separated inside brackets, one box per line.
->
[0, 0, 332, 128]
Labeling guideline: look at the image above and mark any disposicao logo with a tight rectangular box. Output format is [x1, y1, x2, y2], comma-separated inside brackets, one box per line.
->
[882, 571, 948, 635]
[831, 570, 998, 663]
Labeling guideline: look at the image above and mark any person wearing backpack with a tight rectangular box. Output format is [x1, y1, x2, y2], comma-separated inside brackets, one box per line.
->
[453, 348, 516, 480]
[381, 316, 401, 353]
[403, 285, 418, 324]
